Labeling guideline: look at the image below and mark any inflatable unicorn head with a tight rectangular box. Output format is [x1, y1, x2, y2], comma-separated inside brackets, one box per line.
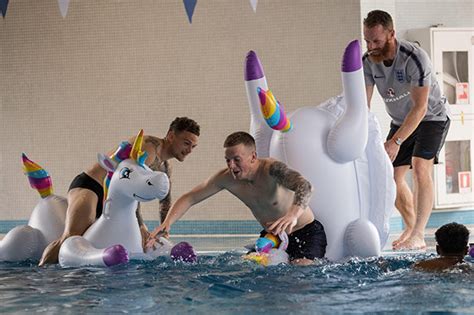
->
[99, 129, 170, 204]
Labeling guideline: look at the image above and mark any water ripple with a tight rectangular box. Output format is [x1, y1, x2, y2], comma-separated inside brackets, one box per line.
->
[0, 253, 472, 313]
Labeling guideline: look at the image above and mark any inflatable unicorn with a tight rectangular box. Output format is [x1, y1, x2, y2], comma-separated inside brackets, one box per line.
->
[59, 130, 172, 267]
[0, 130, 183, 267]
[243, 232, 289, 266]
[244, 40, 396, 261]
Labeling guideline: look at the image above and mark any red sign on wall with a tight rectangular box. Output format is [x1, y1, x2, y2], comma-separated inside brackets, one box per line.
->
[456, 83, 469, 104]
[458, 171, 471, 194]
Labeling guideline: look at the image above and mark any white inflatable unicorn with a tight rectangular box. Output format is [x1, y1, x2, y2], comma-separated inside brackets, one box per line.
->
[0, 130, 175, 267]
[244, 40, 396, 261]
[59, 130, 171, 267]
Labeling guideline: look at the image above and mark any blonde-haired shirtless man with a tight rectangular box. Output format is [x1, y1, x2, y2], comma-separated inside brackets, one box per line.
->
[148, 131, 327, 265]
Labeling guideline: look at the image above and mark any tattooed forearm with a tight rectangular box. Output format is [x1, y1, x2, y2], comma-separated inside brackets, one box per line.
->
[159, 192, 171, 223]
[158, 160, 172, 224]
[136, 203, 145, 227]
[269, 161, 312, 208]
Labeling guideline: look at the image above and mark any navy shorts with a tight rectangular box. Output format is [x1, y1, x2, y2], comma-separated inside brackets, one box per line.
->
[259, 220, 327, 260]
[387, 119, 450, 167]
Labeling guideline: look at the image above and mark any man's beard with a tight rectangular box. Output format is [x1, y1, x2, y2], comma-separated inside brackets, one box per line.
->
[368, 39, 393, 63]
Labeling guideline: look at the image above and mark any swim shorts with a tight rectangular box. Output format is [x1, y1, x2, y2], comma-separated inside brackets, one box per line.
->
[68, 172, 104, 219]
[259, 219, 327, 260]
[387, 118, 450, 167]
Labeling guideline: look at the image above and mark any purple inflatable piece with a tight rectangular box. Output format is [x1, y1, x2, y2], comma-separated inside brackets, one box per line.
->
[170, 242, 197, 263]
[469, 243, 474, 258]
[341, 40, 362, 72]
[245, 51, 264, 81]
[103, 244, 129, 267]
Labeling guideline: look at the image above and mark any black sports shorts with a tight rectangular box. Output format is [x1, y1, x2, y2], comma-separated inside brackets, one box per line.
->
[259, 219, 327, 260]
[387, 118, 450, 167]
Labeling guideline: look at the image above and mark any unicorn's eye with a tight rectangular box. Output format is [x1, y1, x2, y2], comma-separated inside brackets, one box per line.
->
[119, 167, 133, 179]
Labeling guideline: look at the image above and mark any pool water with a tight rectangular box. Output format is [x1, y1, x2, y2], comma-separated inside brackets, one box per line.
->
[1, 253, 473, 314]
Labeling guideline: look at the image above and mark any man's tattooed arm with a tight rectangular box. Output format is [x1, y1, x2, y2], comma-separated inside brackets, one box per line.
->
[269, 160, 313, 208]
[154, 160, 172, 224]
[159, 191, 171, 224]
[135, 202, 145, 227]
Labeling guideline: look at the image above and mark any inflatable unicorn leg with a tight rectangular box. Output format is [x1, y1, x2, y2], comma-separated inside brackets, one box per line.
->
[59, 236, 128, 267]
[0, 154, 67, 262]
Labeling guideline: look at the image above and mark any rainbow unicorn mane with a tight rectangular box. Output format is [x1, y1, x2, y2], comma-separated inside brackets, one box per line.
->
[103, 130, 148, 200]
[22, 153, 53, 198]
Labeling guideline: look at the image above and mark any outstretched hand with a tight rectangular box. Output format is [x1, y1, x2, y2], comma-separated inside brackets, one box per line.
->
[145, 224, 170, 250]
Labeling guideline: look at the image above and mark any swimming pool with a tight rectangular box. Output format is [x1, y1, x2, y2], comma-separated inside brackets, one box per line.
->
[1, 253, 473, 314]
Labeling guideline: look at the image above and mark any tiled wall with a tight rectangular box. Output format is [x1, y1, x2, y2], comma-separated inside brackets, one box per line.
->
[0, 0, 361, 221]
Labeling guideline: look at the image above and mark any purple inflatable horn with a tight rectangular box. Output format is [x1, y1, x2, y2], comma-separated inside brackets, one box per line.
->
[170, 242, 197, 263]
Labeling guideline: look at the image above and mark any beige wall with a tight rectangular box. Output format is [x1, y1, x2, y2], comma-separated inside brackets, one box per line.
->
[0, 0, 361, 221]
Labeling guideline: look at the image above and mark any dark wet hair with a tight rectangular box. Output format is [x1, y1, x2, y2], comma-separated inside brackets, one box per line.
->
[435, 222, 470, 255]
[168, 117, 200, 136]
[223, 131, 256, 149]
[363, 10, 394, 31]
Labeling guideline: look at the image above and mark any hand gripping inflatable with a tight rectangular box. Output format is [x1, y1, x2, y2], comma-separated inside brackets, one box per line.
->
[245, 40, 396, 261]
[243, 232, 289, 266]
[59, 130, 171, 267]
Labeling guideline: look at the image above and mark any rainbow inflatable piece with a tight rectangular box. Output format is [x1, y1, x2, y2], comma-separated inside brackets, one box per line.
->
[245, 40, 396, 261]
[243, 233, 289, 266]
[258, 88, 292, 132]
[22, 153, 53, 199]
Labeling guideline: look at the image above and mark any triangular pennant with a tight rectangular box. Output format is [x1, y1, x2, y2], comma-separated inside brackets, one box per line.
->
[249, 0, 258, 13]
[183, 0, 197, 24]
[58, 0, 70, 18]
[0, 0, 9, 18]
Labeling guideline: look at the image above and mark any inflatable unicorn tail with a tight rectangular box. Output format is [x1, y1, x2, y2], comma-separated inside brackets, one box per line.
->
[22, 153, 53, 198]
[326, 39, 368, 163]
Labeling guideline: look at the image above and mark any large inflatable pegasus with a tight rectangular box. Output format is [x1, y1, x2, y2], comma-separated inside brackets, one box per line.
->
[244, 40, 396, 261]
[0, 130, 197, 267]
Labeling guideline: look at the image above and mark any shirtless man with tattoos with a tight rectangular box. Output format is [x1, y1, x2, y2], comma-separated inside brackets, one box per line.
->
[147, 131, 327, 265]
